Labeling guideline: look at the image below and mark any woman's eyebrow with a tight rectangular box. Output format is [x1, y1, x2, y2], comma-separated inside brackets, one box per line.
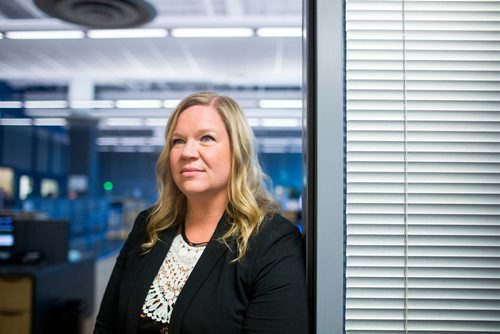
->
[195, 128, 217, 134]
[173, 128, 217, 136]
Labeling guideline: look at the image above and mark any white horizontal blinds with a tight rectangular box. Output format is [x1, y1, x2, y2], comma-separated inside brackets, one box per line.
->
[346, 0, 407, 332]
[345, 0, 500, 333]
[405, 0, 500, 332]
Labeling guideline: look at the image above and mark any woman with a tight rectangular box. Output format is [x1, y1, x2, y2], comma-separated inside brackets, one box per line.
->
[94, 92, 309, 333]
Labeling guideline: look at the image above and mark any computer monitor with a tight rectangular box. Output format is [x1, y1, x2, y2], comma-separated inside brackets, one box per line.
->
[13, 219, 69, 264]
[0, 216, 14, 248]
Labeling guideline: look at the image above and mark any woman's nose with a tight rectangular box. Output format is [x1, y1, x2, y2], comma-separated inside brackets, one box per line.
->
[181, 140, 199, 158]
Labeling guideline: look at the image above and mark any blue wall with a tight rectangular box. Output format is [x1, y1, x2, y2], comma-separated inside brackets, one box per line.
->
[260, 152, 302, 197]
[99, 152, 158, 204]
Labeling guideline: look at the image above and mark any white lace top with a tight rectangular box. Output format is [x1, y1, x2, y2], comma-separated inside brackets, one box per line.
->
[141, 233, 206, 324]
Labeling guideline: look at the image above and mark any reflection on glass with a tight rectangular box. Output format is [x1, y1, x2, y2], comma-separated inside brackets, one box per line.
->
[19, 175, 34, 200]
[41, 178, 59, 198]
[0, 167, 14, 199]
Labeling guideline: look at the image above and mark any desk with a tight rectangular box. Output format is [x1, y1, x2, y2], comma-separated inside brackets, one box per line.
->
[0, 256, 94, 334]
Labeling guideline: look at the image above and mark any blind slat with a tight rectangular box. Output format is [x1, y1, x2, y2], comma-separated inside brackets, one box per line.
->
[349, 40, 500, 51]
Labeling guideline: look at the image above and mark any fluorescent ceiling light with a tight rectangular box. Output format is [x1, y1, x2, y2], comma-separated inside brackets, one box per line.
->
[0, 118, 32, 126]
[33, 118, 67, 126]
[258, 100, 303, 109]
[71, 100, 114, 109]
[114, 146, 137, 153]
[247, 118, 260, 127]
[0, 32, 3, 39]
[260, 118, 301, 127]
[144, 118, 168, 127]
[87, 28, 168, 39]
[237, 99, 258, 108]
[6, 30, 84, 40]
[92, 110, 168, 118]
[0, 101, 22, 108]
[120, 137, 148, 145]
[258, 137, 302, 146]
[138, 146, 155, 153]
[171, 28, 254, 38]
[105, 118, 144, 126]
[257, 27, 302, 37]
[259, 145, 302, 154]
[24, 100, 68, 109]
[25, 109, 71, 117]
[97, 137, 120, 146]
[98, 136, 161, 147]
[244, 108, 302, 118]
[163, 99, 181, 108]
[115, 100, 162, 109]
[149, 137, 165, 146]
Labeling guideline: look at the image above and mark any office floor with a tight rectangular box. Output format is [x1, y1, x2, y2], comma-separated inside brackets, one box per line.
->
[82, 252, 117, 334]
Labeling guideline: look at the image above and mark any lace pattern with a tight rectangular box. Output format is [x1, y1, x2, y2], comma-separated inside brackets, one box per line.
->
[142, 233, 206, 324]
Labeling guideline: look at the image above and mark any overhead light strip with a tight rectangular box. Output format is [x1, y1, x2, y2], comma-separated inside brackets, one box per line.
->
[105, 118, 144, 126]
[0, 118, 67, 126]
[24, 100, 68, 109]
[260, 118, 301, 127]
[100, 116, 301, 129]
[171, 28, 254, 38]
[115, 100, 162, 109]
[21, 99, 303, 111]
[97, 137, 163, 146]
[0, 101, 23, 108]
[33, 118, 67, 126]
[97, 137, 120, 145]
[257, 137, 302, 145]
[137, 146, 155, 152]
[245, 108, 302, 118]
[1, 27, 301, 40]
[25, 110, 71, 117]
[71, 100, 114, 109]
[144, 118, 168, 127]
[5, 30, 84, 40]
[87, 28, 168, 39]
[258, 99, 303, 109]
[246, 118, 260, 127]
[163, 99, 181, 108]
[92, 110, 170, 118]
[0, 118, 32, 126]
[120, 137, 148, 145]
[256, 27, 302, 37]
[114, 146, 137, 152]
[148, 137, 165, 145]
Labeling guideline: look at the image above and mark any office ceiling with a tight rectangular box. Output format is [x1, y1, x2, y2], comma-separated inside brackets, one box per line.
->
[0, 0, 303, 153]
[0, 0, 302, 86]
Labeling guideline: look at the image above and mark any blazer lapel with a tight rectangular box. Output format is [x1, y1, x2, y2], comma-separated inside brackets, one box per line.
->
[125, 226, 178, 334]
[169, 214, 233, 334]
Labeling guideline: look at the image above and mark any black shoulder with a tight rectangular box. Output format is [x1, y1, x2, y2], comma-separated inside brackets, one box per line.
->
[126, 208, 153, 242]
[249, 213, 303, 254]
[261, 213, 301, 238]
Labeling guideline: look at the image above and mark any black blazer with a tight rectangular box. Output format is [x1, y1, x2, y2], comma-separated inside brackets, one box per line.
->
[94, 210, 309, 334]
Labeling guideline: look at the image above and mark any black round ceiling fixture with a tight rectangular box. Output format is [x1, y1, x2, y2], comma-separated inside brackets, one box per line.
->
[34, 0, 157, 28]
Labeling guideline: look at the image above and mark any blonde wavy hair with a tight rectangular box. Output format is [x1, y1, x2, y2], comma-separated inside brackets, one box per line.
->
[142, 91, 278, 261]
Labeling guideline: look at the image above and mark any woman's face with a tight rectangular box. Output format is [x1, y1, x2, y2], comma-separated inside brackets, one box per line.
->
[169, 105, 232, 201]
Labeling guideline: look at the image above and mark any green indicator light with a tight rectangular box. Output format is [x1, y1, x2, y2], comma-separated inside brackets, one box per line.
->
[104, 181, 113, 191]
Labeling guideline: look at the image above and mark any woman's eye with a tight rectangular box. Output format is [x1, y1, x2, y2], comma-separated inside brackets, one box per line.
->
[201, 135, 215, 142]
[171, 138, 184, 146]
